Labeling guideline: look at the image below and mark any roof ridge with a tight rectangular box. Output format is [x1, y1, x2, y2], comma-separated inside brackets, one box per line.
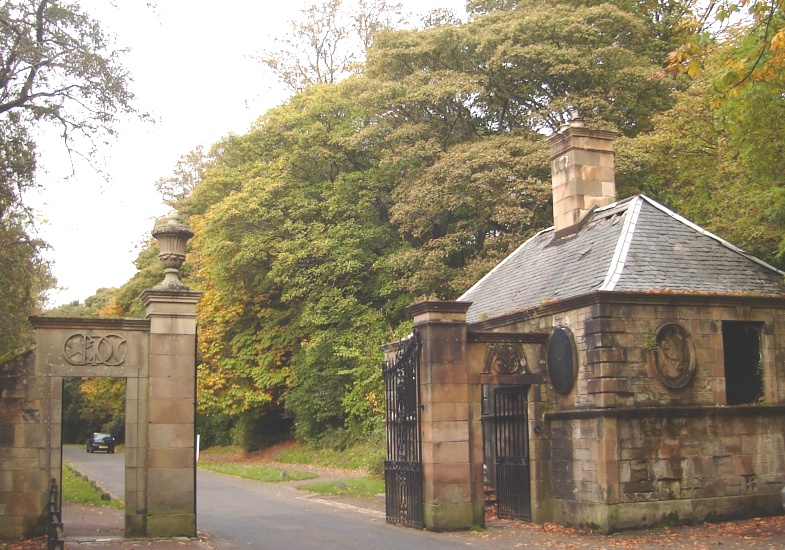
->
[594, 194, 635, 214]
[599, 195, 644, 291]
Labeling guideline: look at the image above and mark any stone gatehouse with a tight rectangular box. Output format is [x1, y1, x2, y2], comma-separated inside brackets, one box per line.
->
[384, 119, 785, 533]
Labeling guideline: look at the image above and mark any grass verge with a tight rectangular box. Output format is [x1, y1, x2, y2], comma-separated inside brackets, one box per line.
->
[297, 477, 385, 499]
[62, 463, 123, 509]
[200, 439, 385, 476]
[198, 461, 318, 482]
[273, 440, 384, 474]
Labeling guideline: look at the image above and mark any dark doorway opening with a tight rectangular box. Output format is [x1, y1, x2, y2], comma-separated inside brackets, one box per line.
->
[722, 322, 763, 405]
[482, 385, 531, 521]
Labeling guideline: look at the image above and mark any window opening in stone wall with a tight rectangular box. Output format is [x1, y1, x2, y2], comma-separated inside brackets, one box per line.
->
[722, 322, 763, 405]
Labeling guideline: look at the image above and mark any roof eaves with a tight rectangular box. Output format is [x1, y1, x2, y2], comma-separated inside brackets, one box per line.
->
[639, 195, 785, 277]
[599, 195, 644, 291]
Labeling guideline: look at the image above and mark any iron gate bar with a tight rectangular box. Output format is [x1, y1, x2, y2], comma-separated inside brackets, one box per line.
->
[382, 332, 423, 528]
[493, 385, 531, 521]
[47, 478, 64, 550]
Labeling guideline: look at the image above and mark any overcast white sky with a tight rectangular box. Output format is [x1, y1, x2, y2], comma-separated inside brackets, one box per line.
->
[28, 0, 467, 308]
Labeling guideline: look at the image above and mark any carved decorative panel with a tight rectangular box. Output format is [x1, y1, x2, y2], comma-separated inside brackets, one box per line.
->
[652, 322, 696, 390]
[483, 343, 529, 375]
[63, 333, 128, 366]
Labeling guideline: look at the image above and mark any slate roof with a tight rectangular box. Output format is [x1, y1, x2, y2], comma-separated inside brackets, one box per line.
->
[459, 195, 785, 324]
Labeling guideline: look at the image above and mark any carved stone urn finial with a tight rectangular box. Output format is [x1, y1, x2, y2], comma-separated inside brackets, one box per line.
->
[151, 210, 194, 291]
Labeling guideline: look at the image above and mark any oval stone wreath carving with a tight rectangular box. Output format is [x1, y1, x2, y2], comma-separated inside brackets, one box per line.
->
[652, 322, 696, 389]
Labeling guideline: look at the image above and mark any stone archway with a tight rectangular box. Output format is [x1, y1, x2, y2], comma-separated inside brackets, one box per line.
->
[0, 213, 201, 540]
[33, 315, 150, 537]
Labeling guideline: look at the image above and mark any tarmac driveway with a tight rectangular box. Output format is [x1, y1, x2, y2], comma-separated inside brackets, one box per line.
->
[62, 446, 785, 549]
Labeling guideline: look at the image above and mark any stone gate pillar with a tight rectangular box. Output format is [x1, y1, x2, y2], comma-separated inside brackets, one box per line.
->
[138, 290, 200, 537]
[137, 212, 202, 538]
[409, 300, 483, 530]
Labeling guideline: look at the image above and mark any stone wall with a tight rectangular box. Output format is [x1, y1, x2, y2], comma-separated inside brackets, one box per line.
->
[491, 293, 785, 411]
[1, 305, 199, 540]
[471, 292, 785, 532]
[617, 409, 785, 506]
[0, 348, 50, 538]
[544, 407, 785, 531]
[407, 301, 484, 531]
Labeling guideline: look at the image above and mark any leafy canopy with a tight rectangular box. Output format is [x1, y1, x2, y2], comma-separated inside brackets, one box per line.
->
[622, 23, 785, 267]
[662, 0, 785, 92]
[155, 0, 681, 444]
[0, 0, 139, 354]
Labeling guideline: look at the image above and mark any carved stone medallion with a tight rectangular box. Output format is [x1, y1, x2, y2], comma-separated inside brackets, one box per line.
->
[652, 323, 696, 389]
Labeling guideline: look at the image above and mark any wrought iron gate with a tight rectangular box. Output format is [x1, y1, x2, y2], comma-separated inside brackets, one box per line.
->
[382, 332, 423, 528]
[493, 385, 531, 520]
[47, 478, 64, 550]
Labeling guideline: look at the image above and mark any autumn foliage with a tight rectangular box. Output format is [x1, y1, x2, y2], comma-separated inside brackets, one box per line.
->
[82, 0, 785, 449]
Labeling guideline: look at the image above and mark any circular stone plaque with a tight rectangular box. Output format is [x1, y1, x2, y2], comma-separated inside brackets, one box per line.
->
[652, 322, 696, 389]
[547, 327, 577, 395]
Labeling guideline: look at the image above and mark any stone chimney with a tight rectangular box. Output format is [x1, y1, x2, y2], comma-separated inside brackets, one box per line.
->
[546, 116, 617, 233]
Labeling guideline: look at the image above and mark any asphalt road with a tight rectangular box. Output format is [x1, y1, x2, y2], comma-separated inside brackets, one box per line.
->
[195, 466, 484, 550]
[64, 445, 125, 500]
[62, 447, 785, 549]
[62, 447, 490, 549]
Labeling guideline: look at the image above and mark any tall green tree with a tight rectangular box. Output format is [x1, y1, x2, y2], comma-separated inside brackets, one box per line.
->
[161, 0, 684, 444]
[190, 83, 404, 441]
[358, 0, 675, 295]
[0, 0, 139, 354]
[621, 25, 785, 267]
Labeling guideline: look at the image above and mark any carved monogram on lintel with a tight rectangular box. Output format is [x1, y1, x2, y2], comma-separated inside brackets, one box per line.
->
[483, 343, 529, 375]
[63, 333, 128, 366]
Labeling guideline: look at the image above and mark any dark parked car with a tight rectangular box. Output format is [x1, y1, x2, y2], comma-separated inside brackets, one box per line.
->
[86, 433, 115, 453]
